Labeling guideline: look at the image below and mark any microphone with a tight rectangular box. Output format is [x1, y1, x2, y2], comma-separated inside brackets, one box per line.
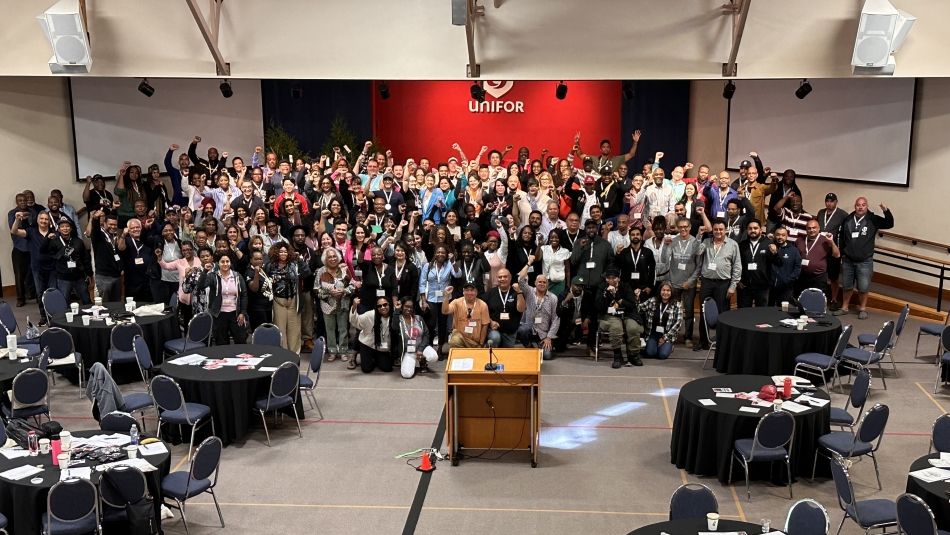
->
[484, 338, 500, 371]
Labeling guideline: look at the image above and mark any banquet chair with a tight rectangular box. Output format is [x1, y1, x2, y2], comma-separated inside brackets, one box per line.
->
[813, 403, 889, 489]
[1, 367, 51, 424]
[99, 464, 149, 527]
[251, 323, 283, 347]
[829, 367, 871, 434]
[0, 301, 40, 346]
[42, 477, 100, 535]
[857, 303, 908, 374]
[784, 499, 830, 535]
[167, 293, 179, 313]
[0, 512, 6, 534]
[728, 410, 795, 501]
[299, 337, 324, 418]
[99, 411, 138, 433]
[701, 298, 718, 369]
[933, 326, 950, 394]
[896, 493, 948, 535]
[39, 327, 84, 396]
[41, 288, 69, 317]
[151, 375, 214, 461]
[829, 454, 896, 535]
[669, 483, 718, 520]
[794, 325, 852, 391]
[164, 311, 213, 356]
[119, 334, 156, 432]
[106, 322, 144, 376]
[841, 321, 894, 390]
[255, 362, 303, 446]
[916, 313, 950, 359]
[161, 436, 225, 534]
[930, 413, 950, 454]
[798, 288, 827, 316]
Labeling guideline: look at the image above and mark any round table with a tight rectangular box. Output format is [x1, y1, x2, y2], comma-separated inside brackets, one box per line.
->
[671, 375, 831, 484]
[0, 356, 36, 390]
[0, 430, 170, 535]
[49, 302, 180, 376]
[628, 518, 762, 535]
[906, 454, 950, 530]
[159, 344, 304, 447]
[714, 307, 841, 375]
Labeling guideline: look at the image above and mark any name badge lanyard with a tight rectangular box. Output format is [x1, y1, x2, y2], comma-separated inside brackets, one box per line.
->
[130, 237, 144, 257]
[658, 302, 670, 324]
[566, 232, 578, 248]
[382, 189, 393, 208]
[804, 237, 820, 258]
[499, 288, 512, 313]
[630, 248, 642, 269]
[463, 261, 475, 283]
[749, 240, 762, 260]
[376, 266, 386, 286]
[853, 215, 866, 229]
[676, 238, 690, 261]
[401, 316, 420, 345]
[709, 242, 725, 264]
[59, 236, 74, 262]
[823, 207, 838, 231]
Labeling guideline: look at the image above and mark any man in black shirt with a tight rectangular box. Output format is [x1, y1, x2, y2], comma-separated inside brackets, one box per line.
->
[615, 228, 656, 296]
[737, 219, 771, 308]
[482, 269, 525, 348]
[85, 209, 124, 301]
[595, 268, 644, 368]
[834, 197, 894, 320]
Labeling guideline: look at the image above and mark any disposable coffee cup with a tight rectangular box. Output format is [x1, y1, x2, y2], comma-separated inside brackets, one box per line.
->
[796, 321, 805, 331]
[126, 297, 134, 304]
[70, 303, 79, 314]
[6, 335, 17, 353]
[105, 318, 113, 326]
[781, 301, 789, 312]
[60, 431, 72, 451]
[81, 315, 91, 326]
[124, 445, 138, 459]
[707, 512, 720, 531]
[125, 303, 135, 312]
[94, 297, 102, 307]
[65, 312, 75, 323]
[773, 399, 784, 411]
[39, 438, 50, 455]
[57, 453, 69, 469]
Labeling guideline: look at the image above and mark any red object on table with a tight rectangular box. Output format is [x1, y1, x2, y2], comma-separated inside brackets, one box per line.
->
[50, 438, 62, 466]
[783, 377, 792, 399]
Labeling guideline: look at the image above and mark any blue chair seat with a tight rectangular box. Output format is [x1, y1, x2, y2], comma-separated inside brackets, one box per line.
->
[123, 392, 153, 412]
[164, 338, 206, 354]
[0, 511, 7, 529]
[845, 499, 896, 528]
[941, 352, 950, 364]
[829, 407, 855, 426]
[255, 395, 294, 412]
[734, 438, 788, 462]
[795, 352, 835, 368]
[160, 403, 210, 425]
[922, 324, 945, 335]
[1, 404, 49, 420]
[842, 347, 880, 365]
[108, 349, 137, 364]
[819, 431, 872, 456]
[298, 374, 314, 389]
[40, 510, 99, 535]
[161, 471, 211, 500]
[857, 333, 877, 346]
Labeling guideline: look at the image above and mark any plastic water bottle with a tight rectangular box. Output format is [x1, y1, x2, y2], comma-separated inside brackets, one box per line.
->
[129, 424, 140, 446]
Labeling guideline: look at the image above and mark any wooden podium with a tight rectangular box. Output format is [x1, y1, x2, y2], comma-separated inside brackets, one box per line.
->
[445, 348, 541, 467]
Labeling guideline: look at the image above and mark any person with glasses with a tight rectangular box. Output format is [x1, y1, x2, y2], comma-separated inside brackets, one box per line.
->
[515, 259, 560, 360]
[394, 297, 438, 379]
[442, 282, 491, 349]
[696, 219, 742, 351]
[661, 218, 702, 346]
[349, 296, 396, 373]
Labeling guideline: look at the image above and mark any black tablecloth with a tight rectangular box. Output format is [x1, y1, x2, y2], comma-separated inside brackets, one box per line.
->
[671, 375, 831, 484]
[159, 344, 304, 447]
[628, 518, 761, 535]
[906, 454, 950, 530]
[49, 302, 180, 376]
[714, 307, 841, 375]
[0, 430, 170, 535]
[0, 357, 35, 390]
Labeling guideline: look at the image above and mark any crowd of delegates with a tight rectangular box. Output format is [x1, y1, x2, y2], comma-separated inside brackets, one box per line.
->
[6, 133, 895, 374]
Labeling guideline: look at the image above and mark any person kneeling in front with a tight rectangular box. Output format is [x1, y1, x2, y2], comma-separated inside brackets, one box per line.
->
[595, 268, 644, 368]
[349, 296, 395, 373]
[441, 282, 490, 349]
[638, 281, 684, 359]
[394, 296, 439, 378]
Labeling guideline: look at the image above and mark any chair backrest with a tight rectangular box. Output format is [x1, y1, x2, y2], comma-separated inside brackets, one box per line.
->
[703, 298, 719, 329]
[932, 414, 950, 454]
[873, 321, 896, 354]
[100, 465, 148, 508]
[832, 325, 853, 359]
[39, 327, 75, 361]
[99, 411, 138, 433]
[798, 288, 827, 315]
[856, 403, 889, 448]
[11, 367, 49, 409]
[267, 362, 299, 407]
[848, 367, 872, 411]
[47, 477, 98, 525]
[894, 304, 910, 338]
[42, 288, 69, 316]
[309, 337, 325, 377]
[38, 347, 50, 373]
[150, 375, 185, 413]
[251, 323, 283, 347]
[0, 301, 19, 335]
[669, 483, 718, 520]
[754, 410, 795, 452]
[785, 498, 830, 535]
[829, 454, 856, 512]
[191, 436, 223, 484]
[897, 493, 939, 535]
[942, 325, 950, 353]
[168, 293, 179, 313]
[111, 323, 144, 353]
[186, 312, 214, 344]
[132, 334, 153, 378]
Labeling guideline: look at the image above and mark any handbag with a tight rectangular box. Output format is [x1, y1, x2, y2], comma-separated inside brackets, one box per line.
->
[758, 384, 777, 402]
[101, 471, 158, 535]
[4, 419, 46, 449]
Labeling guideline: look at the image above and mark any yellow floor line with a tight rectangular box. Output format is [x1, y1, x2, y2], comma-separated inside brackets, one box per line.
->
[171, 455, 190, 472]
[915, 382, 947, 413]
[657, 378, 675, 429]
[728, 484, 747, 522]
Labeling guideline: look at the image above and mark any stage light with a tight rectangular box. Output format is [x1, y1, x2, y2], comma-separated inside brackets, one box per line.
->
[795, 79, 812, 99]
[722, 80, 735, 100]
[378, 82, 390, 100]
[622, 81, 635, 100]
[470, 82, 485, 102]
[219, 79, 233, 98]
[555, 81, 568, 100]
[138, 78, 154, 97]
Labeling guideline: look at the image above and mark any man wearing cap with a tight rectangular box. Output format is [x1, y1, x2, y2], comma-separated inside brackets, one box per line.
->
[696, 219, 742, 351]
[516, 259, 560, 360]
[597, 171, 625, 220]
[554, 275, 592, 351]
[42, 217, 92, 304]
[767, 169, 803, 227]
[483, 269, 525, 349]
[373, 173, 404, 222]
[796, 219, 840, 296]
[834, 197, 894, 320]
[595, 267, 644, 368]
[662, 217, 703, 344]
[734, 153, 778, 224]
[815, 192, 848, 308]
[442, 282, 491, 348]
[564, 173, 600, 226]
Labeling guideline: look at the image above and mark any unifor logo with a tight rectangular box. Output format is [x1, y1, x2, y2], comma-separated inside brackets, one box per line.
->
[469, 81, 525, 113]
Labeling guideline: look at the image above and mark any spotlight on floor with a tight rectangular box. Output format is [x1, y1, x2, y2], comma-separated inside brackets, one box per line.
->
[470, 82, 485, 103]
[219, 79, 233, 99]
[555, 81, 568, 100]
[138, 78, 154, 98]
[379, 81, 390, 100]
[722, 80, 735, 100]
[795, 79, 812, 100]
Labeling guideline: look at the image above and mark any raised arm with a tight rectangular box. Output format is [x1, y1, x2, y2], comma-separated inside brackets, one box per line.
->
[622, 130, 642, 161]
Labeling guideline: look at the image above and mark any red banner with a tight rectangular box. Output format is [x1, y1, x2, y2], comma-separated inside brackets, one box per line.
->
[372, 80, 621, 167]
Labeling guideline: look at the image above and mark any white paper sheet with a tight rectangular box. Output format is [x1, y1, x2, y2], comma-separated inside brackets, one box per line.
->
[0, 464, 44, 481]
[779, 401, 810, 414]
[139, 442, 169, 456]
[94, 457, 158, 473]
[168, 354, 207, 365]
[698, 399, 716, 406]
[909, 467, 950, 483]
[795, 395, 830, 407]
[739, 406, 761, 414]
[0, 448, 31, 460]
[259, 366, 278, 372]
[449, 358, 474, 371]
[60, 467, 92, 481]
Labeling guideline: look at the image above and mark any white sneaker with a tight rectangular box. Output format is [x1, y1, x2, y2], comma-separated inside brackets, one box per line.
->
[161, 505, 174, 519]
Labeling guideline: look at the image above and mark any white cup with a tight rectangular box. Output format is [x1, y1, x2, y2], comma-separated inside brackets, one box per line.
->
[94, 297, 102, 307]
[57, 453, 70, 469]
[781, 301, 789, 312]
[773, 399, 784, 411]
[81, 315, 91, 326]
[129, 301, 136, 309]
[105, 318, 114, 326]
[126, 297, 134, 304]
[6, 335, 17, 353]
[125, 303, 134, 312]
[129, 316, 137, 324]
[707, 512, 720, 531]
[124, 445, 138, 459]
[60, 431, 72, 451]
[70, 302, 79, 314]
[65, 312, 75, 323]
[39, 438, 50, 455]
[796, 321, 805, 331]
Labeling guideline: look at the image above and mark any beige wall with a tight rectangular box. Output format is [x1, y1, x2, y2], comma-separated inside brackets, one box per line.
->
[688, 78, 950, 288]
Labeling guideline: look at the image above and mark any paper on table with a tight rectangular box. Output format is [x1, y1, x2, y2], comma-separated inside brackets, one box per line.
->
[95, 457, 158, 473]
[449, 358, 474, 371]
[756, 323, 773, 328]
[133, 303, 166, 316]
[168, 354, 206, 365]
[772, 375, 813, 387]
[751, 400, 772, 408]
[928, 458, 950, 468]
[698, 399, 716, 406]
[909, 467, 950, 483]
[60, 467, 92, 481]
[0, 448, 31, 460]
[715, 392, 736, 398]
[72, 433, 131, 449]
[739, 406, 761, 414]
[139, 442, 168, 456]
[0, 464, 43, 481]
[779, 401, 810, 413]
[796, 395, 830, 407]
[223, 357, 265, 366]
[700, 532, 743, 535]
[259, 366, 278, 372]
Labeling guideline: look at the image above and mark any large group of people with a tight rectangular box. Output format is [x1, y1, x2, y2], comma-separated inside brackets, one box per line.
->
[6, 132, 894, 374]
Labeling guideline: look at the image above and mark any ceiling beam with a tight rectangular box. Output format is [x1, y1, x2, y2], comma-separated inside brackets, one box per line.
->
[185, 0, 230, 76]
[722, 0, 751, 77]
